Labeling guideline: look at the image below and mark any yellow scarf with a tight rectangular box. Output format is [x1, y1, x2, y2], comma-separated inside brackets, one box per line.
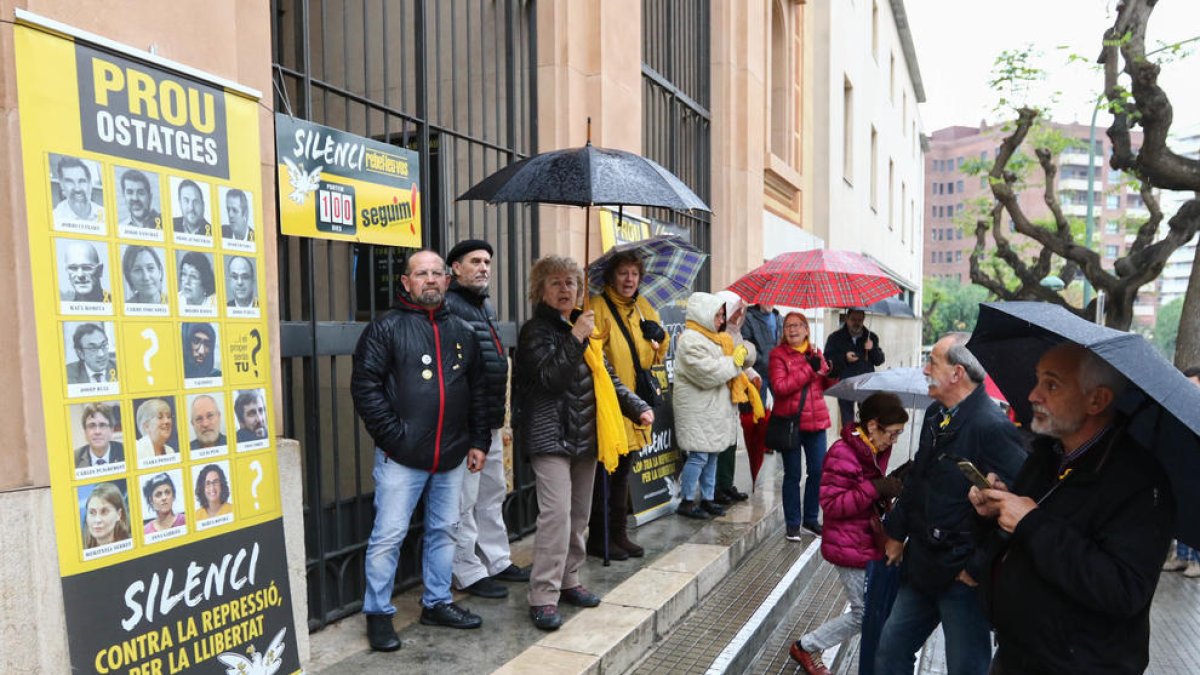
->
[684, 320, 765, 422]
[791, 340, 810, 354]
[581, 332, 629, 474]
[857, 425, 882, 455]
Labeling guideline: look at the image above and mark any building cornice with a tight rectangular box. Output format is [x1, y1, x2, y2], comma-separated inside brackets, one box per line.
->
[889, 0, 926, 103]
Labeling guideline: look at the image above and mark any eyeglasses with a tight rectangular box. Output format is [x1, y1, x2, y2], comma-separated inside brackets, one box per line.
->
[80, 342, 109, 353]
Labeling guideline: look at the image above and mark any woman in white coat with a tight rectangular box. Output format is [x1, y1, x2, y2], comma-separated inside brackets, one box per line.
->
[673, 291, 763, 519]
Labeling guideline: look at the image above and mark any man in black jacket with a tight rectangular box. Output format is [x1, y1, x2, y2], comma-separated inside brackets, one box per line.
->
[875, 332, 1026, 675]
[351, 250, 490, 652]
[969, 343, 1174, 674]
[444, 239, 529, 600]
[824, 309, 884, 428]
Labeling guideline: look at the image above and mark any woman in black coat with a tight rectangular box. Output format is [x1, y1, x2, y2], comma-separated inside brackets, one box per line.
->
[513, 255, 652, 631]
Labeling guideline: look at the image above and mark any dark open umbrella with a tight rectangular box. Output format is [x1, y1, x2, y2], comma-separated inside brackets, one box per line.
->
[966, 301, 1200, 547]
[864, 295, 916, 318]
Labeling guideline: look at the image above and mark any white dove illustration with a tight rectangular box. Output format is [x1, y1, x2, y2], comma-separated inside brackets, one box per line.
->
[283, 157, 323, 205]
[217, 627, 287, 675]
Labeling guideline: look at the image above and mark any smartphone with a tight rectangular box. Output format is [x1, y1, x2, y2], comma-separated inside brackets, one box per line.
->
[956, 460, 992, 489]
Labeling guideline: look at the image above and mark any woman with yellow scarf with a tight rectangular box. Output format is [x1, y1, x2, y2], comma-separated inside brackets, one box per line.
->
[512, 255, 653, 631]
[586, 251, 670, 561]
[673, 292, 764, 519]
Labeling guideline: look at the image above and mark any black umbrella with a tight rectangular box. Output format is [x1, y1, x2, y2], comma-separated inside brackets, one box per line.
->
[457, 142, 710, 211]
[966, 301, 1200, 547]
[864, 295, 916, 318]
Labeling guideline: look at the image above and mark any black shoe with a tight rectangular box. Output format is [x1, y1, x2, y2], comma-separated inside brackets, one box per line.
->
[614, 535, 644, 558]
[725, 486, 750, 502]
[530, 605, 563, 631]
[493, 564, 531, 582]
[700, 500, 727, 516]
[420, 602, 482, 629]
[587, 539, 630, 561]
[713, 491, 733, 505]
[365, 613, 401, 652]
[561, 585, 601, 608]
[802, 521, 823, 537]
[785, 525, 803, 542]
[676, 500, 711, 520]
[463, 577, 508, 598]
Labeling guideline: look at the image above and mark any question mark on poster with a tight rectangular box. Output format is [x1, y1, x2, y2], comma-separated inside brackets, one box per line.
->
[249, 459, 263, 509]
[249, 329, 262, 378]
[140, 328, 159, 385]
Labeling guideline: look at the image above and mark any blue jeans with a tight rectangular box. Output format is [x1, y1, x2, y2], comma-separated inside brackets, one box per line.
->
[363, 449, 466, 614]
[679, 450, 720, 502]
[781, 429, 827, 528]
[1178, 542, 1200, 562]
[874, 580, 992, 675]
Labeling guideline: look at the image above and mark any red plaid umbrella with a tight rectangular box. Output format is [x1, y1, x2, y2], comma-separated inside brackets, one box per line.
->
[726, 249, 900, 308]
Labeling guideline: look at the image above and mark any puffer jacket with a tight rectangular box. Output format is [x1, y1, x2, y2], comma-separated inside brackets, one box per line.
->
[768, 343, 833, 432]
[351, 291, 489, 472]
[819, 425, 893, 568]
[444, 279, 509, 429]
[512, 302, 648, 458]
[672, 292, 742, 453]
[591, 286, 670, 450]
[883, 384, 1027, 592]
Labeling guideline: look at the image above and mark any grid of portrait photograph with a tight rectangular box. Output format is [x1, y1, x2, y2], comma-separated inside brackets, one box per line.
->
[48, 151, 267, 561]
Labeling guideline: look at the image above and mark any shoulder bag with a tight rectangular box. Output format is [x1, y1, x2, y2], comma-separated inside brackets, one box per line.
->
[602, 294, 665, 408]
[764, 385, 808, 450]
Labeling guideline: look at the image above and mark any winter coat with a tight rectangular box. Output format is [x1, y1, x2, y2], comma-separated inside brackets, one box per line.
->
[512, 302, 648, 459]
[444, 279, 510, 430]
[741, 305, 782, 397]
[979, 427, 1174, 675]
[883, 384, 1026, 592]
[768, 343, 833, 432]
[591, 287, 670, 450]
[672, 292, 742, 453]
[819, 425, 893, 569]
[351, 292, 489, 472]
[824, 324, 884, 380]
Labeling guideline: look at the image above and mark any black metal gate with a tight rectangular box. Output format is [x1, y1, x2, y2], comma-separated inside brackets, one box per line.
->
[270, 0, 539, 630]
[643, 0, 712, 286]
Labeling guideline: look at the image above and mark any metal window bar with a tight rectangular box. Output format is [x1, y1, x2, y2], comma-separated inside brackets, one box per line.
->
[271, 0, 538, 630]
[642, 0, 712, 289]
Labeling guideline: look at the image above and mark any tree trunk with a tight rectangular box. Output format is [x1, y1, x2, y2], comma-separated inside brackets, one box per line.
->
[1175, 241, 1200, 368]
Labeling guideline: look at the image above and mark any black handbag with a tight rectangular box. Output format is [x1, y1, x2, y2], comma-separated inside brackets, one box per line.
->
[603, 294, 665, 408]
[764, 386, 808, 450]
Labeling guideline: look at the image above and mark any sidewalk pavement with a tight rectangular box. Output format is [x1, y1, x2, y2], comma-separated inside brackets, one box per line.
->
[310, 452, 782, 675]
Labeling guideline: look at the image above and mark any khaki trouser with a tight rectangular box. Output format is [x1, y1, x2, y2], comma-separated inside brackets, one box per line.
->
[528, 453, 596, 606]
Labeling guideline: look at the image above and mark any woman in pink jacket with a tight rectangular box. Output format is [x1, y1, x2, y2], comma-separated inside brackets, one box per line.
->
[789, 392, 908, 675]
[768, 312, 834, 540]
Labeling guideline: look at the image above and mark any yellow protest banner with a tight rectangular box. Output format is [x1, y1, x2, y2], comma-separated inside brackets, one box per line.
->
[15, 13, 299, 674]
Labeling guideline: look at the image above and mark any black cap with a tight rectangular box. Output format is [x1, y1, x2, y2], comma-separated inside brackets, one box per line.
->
[446, 239, 494, 266]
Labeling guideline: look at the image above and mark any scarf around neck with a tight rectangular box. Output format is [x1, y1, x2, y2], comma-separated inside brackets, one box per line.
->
[684, 319, 765, 422]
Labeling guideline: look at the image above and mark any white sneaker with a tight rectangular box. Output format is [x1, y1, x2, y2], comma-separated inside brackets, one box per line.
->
[1184, 561, 1200, 578]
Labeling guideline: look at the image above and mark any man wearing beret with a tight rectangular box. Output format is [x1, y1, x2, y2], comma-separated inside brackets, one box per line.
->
[445, 239, 530, 599]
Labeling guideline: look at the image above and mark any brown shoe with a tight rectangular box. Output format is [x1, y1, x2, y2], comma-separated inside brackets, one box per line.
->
[790, 641, 830, 675]
[614, 534, 644, 558]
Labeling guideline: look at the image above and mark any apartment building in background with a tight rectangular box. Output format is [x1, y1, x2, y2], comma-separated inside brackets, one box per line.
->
[924, 120, 1159, 326]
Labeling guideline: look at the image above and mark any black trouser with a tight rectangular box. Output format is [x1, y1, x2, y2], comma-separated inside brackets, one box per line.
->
[587, 452, 631, 546]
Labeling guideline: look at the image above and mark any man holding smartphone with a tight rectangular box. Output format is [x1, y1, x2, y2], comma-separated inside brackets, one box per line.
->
[968, 343, 1174, 674]
[873, 332, 1026, 675]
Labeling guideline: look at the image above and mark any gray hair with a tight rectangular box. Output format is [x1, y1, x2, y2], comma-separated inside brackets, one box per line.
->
[944, 332, 987, 384]
[136, 398, 170, 435]
[1075, 347, 1127, 403]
